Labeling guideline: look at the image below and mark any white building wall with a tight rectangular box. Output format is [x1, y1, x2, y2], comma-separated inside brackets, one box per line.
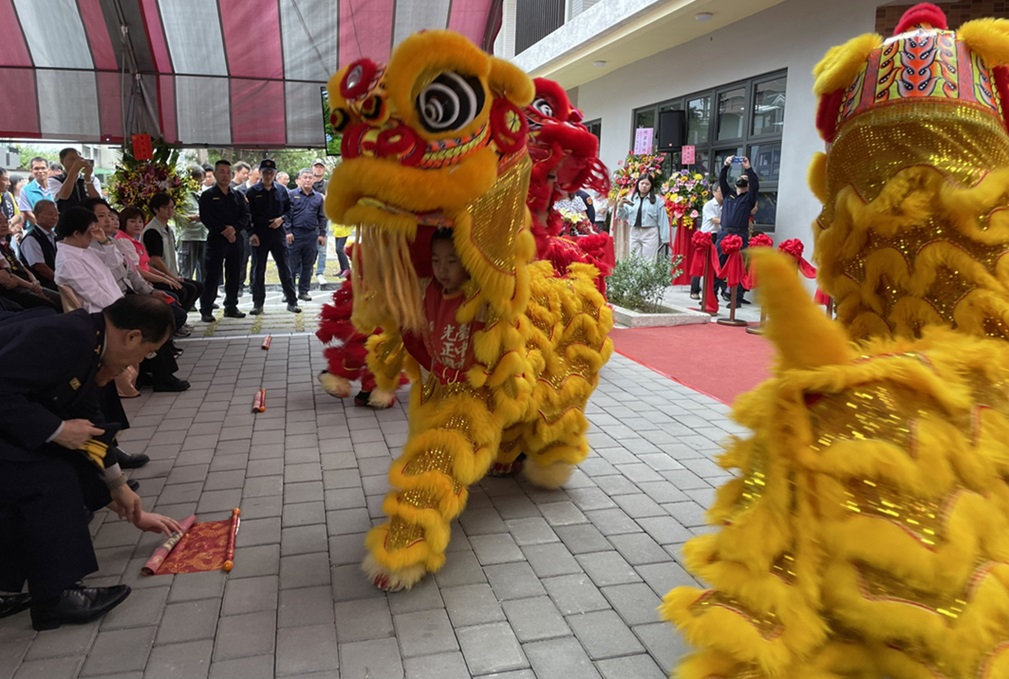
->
[573, 0, 884, 251]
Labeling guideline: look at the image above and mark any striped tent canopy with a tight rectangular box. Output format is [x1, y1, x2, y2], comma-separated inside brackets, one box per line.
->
[0, 0, 501, 147]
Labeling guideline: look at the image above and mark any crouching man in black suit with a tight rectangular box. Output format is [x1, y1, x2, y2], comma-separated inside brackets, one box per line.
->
[0, 295, 181, 630]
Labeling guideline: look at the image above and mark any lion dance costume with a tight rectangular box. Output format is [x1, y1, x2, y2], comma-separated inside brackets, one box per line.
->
[664, 5, 1009, 677]
[523, 78, 615, 291]
[322, 31, 613, 591]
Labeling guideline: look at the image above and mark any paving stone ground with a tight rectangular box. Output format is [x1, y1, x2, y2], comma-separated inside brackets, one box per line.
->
[0, 284, 758, 679]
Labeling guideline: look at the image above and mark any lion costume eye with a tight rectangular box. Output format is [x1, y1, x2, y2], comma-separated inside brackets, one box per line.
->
[531, 97, 553, 117]
[416, 72, 485, 133]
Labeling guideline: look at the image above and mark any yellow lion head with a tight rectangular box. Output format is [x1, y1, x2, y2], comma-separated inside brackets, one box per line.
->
[809, 4, 1009, 341]
[324, 30, 535, 334]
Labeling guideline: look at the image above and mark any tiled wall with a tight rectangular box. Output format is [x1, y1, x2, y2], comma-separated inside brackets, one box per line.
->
[877, 1, 1008, 34]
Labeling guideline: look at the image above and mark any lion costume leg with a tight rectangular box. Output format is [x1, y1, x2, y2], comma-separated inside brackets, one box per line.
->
[517, 263, 614, 488]
[363, 380, 500, 591]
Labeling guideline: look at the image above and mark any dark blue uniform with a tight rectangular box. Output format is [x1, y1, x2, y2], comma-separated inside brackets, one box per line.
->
[287, 188, 326, 296]
[199, 184, 251, 314]
[245, 181, 297, 308]
[0, 311, 117, 599]
[715, 165, 759, 299]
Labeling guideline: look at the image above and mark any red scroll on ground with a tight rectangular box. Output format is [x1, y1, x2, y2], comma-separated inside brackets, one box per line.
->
[142, 510, 240, 575]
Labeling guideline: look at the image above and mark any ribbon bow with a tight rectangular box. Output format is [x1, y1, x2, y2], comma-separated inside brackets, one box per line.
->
[778, 238, 817, 278]
[718, 234, 746, 287]
[743, 233, 774, 289]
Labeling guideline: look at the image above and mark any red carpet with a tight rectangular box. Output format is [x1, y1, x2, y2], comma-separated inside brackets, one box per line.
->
[609, 323, 774, 404]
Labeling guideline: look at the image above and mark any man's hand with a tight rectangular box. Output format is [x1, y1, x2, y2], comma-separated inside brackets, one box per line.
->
[29, 281, 44, 296]
[81, 159, 94, 180]
[249, 234, 260, 248]
[742, 157, 751, 170]
[724, 156, 733, 167]
[286, 233, 294, 245]
[317, 236, 326, 246]
[222, 226, 236, 243]
[0, 271, 17, 290]
[135, 512, 183, 536]
[269, 217, 283, 229]
[54, 419, 104, 449]
[165, 277, 182, 290]
[109, 484, 143, 524]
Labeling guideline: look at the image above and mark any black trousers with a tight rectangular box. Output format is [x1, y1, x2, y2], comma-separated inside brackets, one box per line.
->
[238, 230, 252, 289]
[0, 454, 110, 599]
[155, 279, 203, 312]
[0, 287, 61, 312]
[201, 235, 242, 313]
[251, 232, 297, 307]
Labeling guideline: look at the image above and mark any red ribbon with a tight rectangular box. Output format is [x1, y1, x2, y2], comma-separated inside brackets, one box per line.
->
[688, 230, 713, 277]
[671, 216, 694, 285]
[778, 238, 817, 279]
[743, 233, 774, 289]
[718, 235, 746, 287]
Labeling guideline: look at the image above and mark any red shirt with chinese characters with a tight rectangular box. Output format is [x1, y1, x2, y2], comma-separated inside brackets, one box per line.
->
[402, 279, 484, 384]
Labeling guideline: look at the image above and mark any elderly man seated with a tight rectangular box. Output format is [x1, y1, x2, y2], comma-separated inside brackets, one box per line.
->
[54, 207, 190, 393]
[0, 211, 60, 311]
[0, 295, 181, 630]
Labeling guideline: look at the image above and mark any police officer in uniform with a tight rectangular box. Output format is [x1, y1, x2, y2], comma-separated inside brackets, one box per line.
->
[0, 296, 181, 630]
[198, 159, 251, 322]
[245, 159, 301, 316]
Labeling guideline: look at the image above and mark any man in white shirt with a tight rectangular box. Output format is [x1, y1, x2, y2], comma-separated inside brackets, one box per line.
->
[54, 207, 122, 313]
[691, 184, 723, 300]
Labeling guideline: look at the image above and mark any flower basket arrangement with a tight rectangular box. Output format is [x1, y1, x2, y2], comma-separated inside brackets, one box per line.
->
[558, 208, 597, 237]
[608, 152, 666, 204]
[107, 138, 197, 211]
[660, 170, 711, 230]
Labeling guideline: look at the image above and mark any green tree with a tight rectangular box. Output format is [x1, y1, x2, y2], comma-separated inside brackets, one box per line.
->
[12, 145, 58, 170]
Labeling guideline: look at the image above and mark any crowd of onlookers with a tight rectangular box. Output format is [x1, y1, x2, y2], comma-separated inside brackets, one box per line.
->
[0, 148, 352, 629]
[0, 150, 352, 393]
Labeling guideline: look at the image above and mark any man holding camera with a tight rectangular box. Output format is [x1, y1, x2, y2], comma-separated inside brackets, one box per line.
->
[715, 155, 759, 305]
[49, 148, 102, 213]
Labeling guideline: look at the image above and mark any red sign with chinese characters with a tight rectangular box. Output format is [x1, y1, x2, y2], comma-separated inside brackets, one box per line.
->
[132, 134, 153, 160]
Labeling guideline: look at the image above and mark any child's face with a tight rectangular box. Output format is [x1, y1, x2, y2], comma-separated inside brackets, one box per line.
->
[431, 237, 469, 295]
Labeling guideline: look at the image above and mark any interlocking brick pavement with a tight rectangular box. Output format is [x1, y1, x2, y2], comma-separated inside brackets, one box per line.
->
[0, 287, 752, 678]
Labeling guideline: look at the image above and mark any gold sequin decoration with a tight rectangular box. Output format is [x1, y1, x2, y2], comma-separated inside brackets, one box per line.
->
[843, 478, 945, 548]
[402, 446, 456, 478]
[770, 552, 797, 585]
[827, 103, 1009, 206]
[854, 560, 979, 622]
[466, 153, 531, 278]
[689, 591, 784, 640]
[384, 516, 426, 551]
[808, 385, 917, 453]
[737, 441, 768, 513]
[400, 487, 442, 509]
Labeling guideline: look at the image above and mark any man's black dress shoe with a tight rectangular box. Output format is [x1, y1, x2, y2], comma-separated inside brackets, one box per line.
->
[200, 313, 215, 323]
[0, 593, 31, 619]
[223, 307, 246, 319]
[739, 297, 752, 305]
[112, 447, 149, 469]
[153, 376, 191, 392]
[31, 585, 131, 631]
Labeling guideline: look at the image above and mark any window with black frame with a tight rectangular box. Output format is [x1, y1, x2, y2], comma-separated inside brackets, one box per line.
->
[630, 70, 786, 231]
